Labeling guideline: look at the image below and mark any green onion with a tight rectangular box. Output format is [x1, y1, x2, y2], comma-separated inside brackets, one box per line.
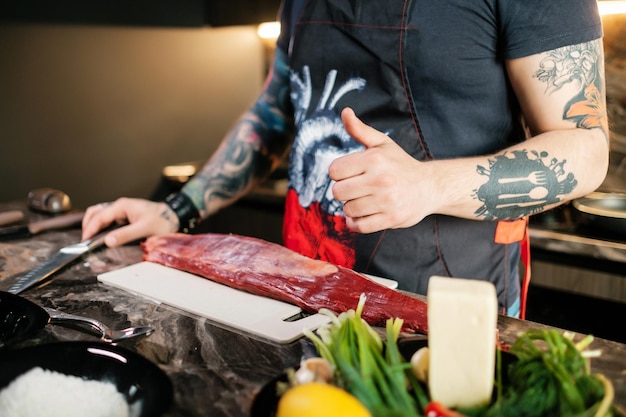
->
[302, 300, 617, 417]
[304, 294, 428, 417]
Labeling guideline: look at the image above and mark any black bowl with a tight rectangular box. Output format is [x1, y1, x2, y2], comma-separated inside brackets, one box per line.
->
[0, 291, 49, 349]
[0, 341, 173, 417]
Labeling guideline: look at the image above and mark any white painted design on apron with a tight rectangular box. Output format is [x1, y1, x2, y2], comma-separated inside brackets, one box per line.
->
[288, 66, 366, 215]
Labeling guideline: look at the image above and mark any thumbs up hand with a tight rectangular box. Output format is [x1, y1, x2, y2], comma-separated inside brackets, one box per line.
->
[329, 108, 438, 233]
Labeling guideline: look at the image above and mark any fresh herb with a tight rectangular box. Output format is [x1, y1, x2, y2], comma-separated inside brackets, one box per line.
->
[301, 298, 620, 417]
[462, 329, 615, 417]
[304, 294, 429, 417]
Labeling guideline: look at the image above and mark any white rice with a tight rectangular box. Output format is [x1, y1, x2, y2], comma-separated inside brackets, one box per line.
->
[0, 367, 130, 417]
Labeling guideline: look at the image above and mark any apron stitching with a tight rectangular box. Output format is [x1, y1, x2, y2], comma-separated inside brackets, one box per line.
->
[364, 230, 387, 273]
[298, 20, 405, 30]
[433, 216, 452, 277]
[398, 0, 433, 161]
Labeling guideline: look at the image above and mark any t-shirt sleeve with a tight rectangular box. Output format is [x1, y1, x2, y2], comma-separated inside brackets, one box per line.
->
[276, 0, 289, 53]
[500, 0, 603, 60]
[276, 0, 298, 54]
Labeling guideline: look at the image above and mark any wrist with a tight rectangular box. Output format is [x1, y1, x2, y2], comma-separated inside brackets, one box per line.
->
[165, 192, 201, 233]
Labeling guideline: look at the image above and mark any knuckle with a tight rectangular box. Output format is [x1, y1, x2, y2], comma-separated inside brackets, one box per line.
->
[379, 175, 395, 188]
[343, 201, 354, 218]
[366, 148, 386, 164]
[331, 182, 342, 199]
[115, 197, 129, 205]
[385, 193, 401, 207]
[328, 162, 339, 179]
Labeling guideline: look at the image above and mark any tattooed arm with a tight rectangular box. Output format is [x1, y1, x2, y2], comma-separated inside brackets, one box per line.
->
[330, 40, 609, 232]
[477, 39, 610, 220]
[182, 49, 293, 218]
[81, 49, 294, 246]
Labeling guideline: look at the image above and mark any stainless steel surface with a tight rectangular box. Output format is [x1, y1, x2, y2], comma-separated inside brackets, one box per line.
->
[7, 230, 108, 294]
[574, 192, 626, 218]
[573, 192, 626, 236]
[44, 307, 154, 343]
[529, 227, 626, 264]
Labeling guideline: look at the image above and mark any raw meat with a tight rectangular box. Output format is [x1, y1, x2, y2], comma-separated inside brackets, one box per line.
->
[141, 233, 428, 333]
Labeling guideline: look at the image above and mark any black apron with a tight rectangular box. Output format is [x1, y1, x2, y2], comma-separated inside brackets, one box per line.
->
[282, 0, 520, 312]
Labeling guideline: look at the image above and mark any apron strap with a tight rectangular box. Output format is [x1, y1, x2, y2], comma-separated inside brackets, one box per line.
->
[495, 218, 530, 319]
[519, 229, 531, 320]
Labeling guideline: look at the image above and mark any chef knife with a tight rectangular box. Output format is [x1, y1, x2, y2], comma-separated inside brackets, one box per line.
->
[0, 211, 84, 240]
[7, 229, 109, 294]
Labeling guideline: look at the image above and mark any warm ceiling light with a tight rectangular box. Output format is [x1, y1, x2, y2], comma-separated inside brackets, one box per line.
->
[162, 163, 198, 182]
[598, 1, 626, 15]
[257, 21, 281, 40]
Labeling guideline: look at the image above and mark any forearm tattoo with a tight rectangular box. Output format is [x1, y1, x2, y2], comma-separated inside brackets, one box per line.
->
[183, 50, 294, 215]
[474, 40, 606, 221]
[159, 207, 177, 227]
[474, 150, 576, 220]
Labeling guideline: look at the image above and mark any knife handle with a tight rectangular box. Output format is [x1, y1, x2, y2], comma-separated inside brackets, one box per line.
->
[0, 210, 24, 227]
[28, 211, 85, 235]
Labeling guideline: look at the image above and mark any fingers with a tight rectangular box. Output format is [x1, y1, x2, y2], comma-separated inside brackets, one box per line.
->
[101, 221, 150, 247]
[81, 198, 143, 246]
[341, 193, 380, 220]
[344, 198, 419, 234]
[342, 194, 403, 233]
[331, 108, 430, 234]
[345, 213, 383, 234]
[82, 198, 178, 247]
[81, 201, 119, 242]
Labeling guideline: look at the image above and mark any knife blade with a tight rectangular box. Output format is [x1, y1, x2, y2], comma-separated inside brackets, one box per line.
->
[7, 230, 109, 294]
[0, 211, 84, 240]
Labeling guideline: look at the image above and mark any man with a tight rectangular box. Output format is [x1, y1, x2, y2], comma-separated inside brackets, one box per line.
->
[82, 0, 608, 317]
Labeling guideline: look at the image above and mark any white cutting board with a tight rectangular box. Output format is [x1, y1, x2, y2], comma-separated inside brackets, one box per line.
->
[98, 261, 397, 344]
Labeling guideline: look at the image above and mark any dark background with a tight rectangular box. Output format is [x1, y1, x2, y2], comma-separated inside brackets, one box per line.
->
[0, 0, 283, 27]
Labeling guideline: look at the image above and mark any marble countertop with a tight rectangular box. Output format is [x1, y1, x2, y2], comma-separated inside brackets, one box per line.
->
[0, 204, 625, 416]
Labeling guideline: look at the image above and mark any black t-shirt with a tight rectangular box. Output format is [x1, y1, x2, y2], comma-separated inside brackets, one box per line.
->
[275, 0, 602, 310]
[278, 0, 602, 158]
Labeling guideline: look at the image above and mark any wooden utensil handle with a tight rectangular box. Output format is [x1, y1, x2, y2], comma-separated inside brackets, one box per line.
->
[0, 210, 24, 227]
[28, 211, 84, 234]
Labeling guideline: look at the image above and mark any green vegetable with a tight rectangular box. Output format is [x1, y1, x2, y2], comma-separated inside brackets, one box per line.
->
[301, 298, 620, 417]
[462, 329, 616, 417]
[304, 294, 429, 417]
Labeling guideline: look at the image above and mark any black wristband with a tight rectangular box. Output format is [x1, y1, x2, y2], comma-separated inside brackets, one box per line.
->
[165, 192, 201, 233]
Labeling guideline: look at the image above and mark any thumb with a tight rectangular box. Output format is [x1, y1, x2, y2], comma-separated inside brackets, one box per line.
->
[341, 107, 390, 149]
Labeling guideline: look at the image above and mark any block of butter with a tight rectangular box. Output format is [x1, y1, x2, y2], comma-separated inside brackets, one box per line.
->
[427, 276, 498, 409]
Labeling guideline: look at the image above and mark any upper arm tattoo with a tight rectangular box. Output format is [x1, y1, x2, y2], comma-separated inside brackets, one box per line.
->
[473, 40, 606, 221]
[533, 39, 609, 141]
[183, 50, 294, 214]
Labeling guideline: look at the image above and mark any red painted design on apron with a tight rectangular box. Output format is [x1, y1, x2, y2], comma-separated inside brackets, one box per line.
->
[283, 189, 356, 268]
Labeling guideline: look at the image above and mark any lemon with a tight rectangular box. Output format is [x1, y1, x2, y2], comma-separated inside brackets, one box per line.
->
[276, 382, 372, 417]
